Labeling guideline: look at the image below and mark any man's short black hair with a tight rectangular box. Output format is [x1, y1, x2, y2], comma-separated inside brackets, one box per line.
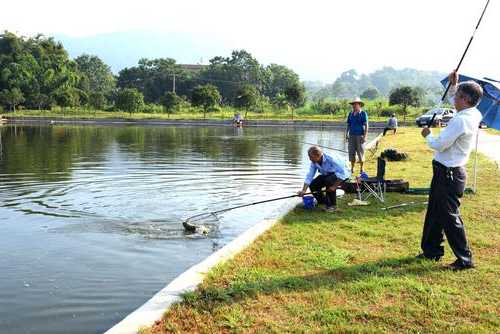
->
[457, 81, 483, 107]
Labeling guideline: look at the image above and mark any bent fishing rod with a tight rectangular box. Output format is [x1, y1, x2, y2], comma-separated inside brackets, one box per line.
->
[428, 0, 491, 127]
[182, 190, 329, 232]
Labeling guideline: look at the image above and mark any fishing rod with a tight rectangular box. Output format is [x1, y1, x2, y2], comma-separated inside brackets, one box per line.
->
[302, 140, 379, 161]
[183, 190, 326, 232]
[381, 201, 428, 211]
[300, 141, 348, 153]
[429, 0, 491, 126]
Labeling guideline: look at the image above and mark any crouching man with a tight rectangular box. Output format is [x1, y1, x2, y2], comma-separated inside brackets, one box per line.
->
[298, 146, 351, 212]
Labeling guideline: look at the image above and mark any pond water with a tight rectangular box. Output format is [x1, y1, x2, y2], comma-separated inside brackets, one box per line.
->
[0, 124, 366, 334]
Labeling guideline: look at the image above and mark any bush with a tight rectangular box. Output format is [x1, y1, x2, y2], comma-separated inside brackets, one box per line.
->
[361, 87, 380, 100]
[321, 101, 340, 115]
[52, 88, 80, 108]
[208, 105, 221, 113]
[380, 109, 394, 117]
[253, 95, 272, 113]
[179, 99, 192, 110]
[192, 84, 221, 118]
[142, 103, 163, 114]
[191, 84, 221, 109]
[115, 88, 144, 114]
[234, 85, 259, 110]
[380, 105, 402, 117]
[161, 91, 182, 114]
[310, 99, 341, 115]
[104, 104, 115, 112]
[89, 92, 106, 110]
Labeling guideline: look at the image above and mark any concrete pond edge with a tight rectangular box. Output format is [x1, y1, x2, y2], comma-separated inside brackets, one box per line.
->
[104, 134, 383, 334]
[104, 200, 299, 334]
[4, 116, 398, 129]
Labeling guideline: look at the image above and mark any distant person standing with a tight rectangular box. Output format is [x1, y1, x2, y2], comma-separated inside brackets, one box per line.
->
[383, 113, 398, 136]
[345, 97, 368, 174]
[418, 70, 483, 270]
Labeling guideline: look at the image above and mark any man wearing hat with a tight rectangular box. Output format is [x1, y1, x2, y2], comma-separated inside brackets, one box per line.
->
[345, 97, 369, 174]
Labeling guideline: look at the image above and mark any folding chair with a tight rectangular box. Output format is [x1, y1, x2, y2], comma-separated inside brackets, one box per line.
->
[358, 157, 386, 203]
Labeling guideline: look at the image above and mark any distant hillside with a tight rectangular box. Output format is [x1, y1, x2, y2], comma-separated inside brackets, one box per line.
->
[309, 67, 447, 104]
[55, 32, 447, 106]
[55, 31, 232, 73]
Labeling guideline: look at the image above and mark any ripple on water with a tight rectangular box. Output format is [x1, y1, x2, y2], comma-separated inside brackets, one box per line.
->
[0, 125, 365, 334]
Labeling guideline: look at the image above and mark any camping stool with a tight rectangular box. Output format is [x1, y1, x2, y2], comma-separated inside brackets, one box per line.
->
[359, 157, 386, 203]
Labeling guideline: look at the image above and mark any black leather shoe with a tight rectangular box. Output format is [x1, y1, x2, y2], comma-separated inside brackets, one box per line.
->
[446, 260, 475, 271]
[415, 253, 442, 261]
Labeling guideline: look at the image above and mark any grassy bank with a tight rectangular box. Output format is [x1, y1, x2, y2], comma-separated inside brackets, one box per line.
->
[143, 128, 499, 333]
[1, 106, 424, 123]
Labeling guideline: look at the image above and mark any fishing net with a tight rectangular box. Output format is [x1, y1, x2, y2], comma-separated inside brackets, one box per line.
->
[182, 211, 222, 234]
[181, 193, 301, 233]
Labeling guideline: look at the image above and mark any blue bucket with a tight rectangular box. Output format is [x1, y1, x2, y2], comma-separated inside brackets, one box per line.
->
[303, 196, 315, 210]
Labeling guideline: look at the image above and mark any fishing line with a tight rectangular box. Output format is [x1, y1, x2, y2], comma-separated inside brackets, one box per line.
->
[182, 189, 340, 232]
[299, 141, 348, 153]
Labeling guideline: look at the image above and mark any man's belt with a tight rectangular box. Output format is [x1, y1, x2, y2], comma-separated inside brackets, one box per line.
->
[432, 160, 464, 172]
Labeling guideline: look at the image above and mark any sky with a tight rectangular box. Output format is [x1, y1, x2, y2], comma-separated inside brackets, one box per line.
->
[1, 0, 498, 82]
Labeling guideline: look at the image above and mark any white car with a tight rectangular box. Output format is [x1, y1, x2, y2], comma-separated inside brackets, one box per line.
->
[416, 108, 456, 127]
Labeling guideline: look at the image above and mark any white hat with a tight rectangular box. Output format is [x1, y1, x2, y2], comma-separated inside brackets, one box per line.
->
[349, 97, 364, 106]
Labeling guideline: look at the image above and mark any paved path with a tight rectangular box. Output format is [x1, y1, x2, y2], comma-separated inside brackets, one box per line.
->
[476, 129, 500, 163]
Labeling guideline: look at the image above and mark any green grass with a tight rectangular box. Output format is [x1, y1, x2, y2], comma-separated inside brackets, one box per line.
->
[141, 128, 499, 334]
[1, 107, 421, 123]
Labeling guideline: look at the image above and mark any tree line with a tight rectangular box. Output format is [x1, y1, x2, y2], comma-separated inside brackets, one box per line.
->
[306, 67, 445, 106]
[0, 32, 305, 115]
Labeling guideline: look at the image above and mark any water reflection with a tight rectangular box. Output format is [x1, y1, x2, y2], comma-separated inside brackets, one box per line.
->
[0, 125, 305, 221]
[0, 125, 111, 181]
[0, 124, 350, 334]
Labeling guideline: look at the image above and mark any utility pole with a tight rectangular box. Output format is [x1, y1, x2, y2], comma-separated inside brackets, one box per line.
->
[172, 72, 176, 94]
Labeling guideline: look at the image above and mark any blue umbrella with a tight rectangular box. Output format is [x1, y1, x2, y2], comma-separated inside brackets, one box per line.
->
[440, 74, 500, 192]
[441, 74, 500, 130]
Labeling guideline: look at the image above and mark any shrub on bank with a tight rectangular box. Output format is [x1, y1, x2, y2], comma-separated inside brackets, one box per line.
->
[142, 104, 164, 114]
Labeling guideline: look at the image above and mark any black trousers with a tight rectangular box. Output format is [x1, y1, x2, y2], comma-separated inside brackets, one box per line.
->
[309, 174, 339, 207]
[421, 160, 473, 264]
[383, 127, 396, 136]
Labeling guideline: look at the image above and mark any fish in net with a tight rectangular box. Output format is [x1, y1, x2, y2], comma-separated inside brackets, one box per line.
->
[182, 211, 223, 234]
[181, 192, 320, 234]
